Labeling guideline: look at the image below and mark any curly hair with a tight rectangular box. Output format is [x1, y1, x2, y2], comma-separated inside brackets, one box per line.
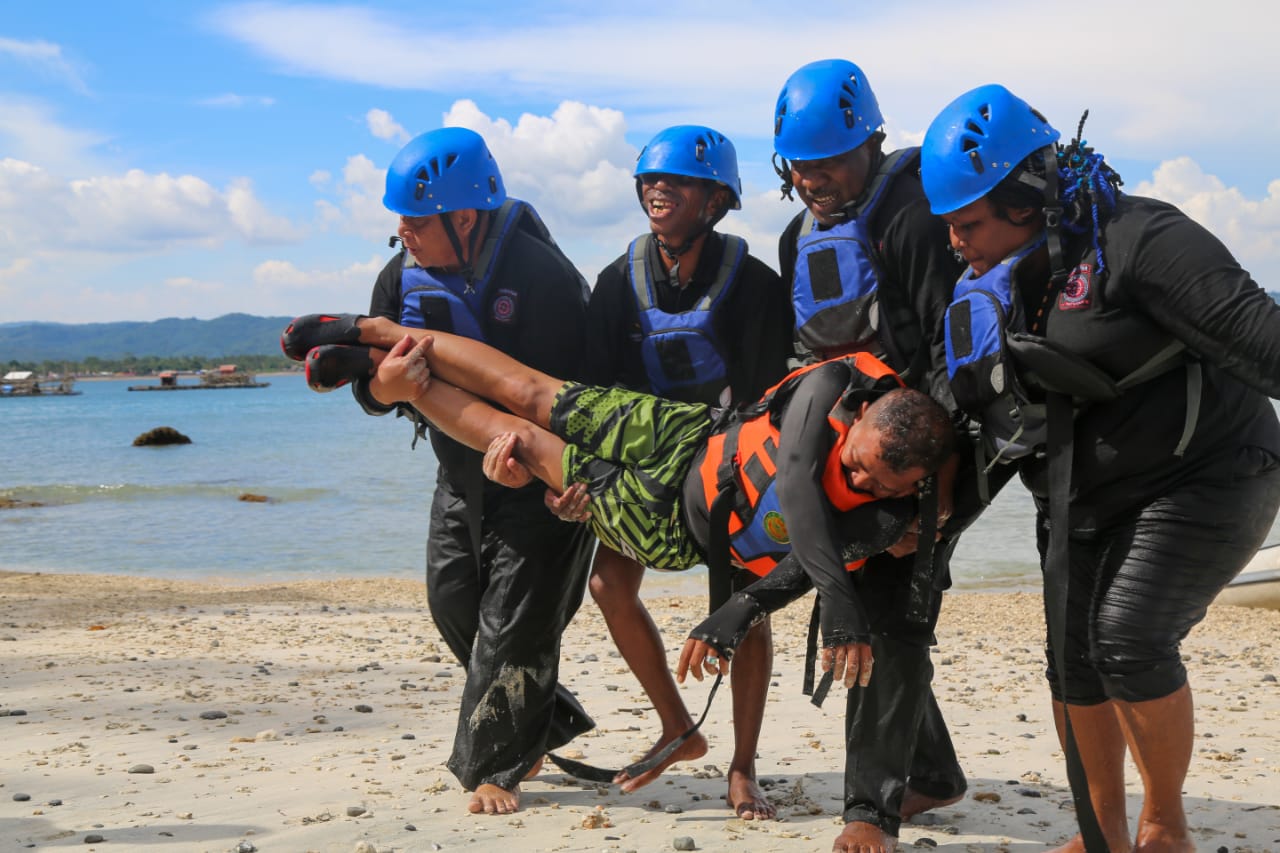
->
[867, 387, 954, 474]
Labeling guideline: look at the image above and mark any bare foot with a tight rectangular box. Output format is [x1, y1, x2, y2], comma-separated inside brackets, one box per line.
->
[614, 730, 709, 793]
[467, 783, 521, 815]
[899, 787, 963, 821]
[1049, 833, 1134, 853]
[832, 820, 897, 853]
[1134, 820, 1191, 853]
[727, 769, 776, 820]
[1047, 835, 1088, 853]
[523, 755, 544, 781]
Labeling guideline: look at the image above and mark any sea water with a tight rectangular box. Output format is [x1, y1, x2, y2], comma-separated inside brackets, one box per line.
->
[1, 375, 1275, 592]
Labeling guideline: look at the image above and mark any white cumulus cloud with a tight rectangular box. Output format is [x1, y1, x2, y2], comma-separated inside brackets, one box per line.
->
[366, 108, 409, 143]
[1135, 158, 1280, 279]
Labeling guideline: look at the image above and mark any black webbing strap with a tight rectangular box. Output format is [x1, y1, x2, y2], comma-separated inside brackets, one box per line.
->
[545, 672, 725, 784]
[801, 599, 835, 707]
[1046, 391, 1109, 852]
[706, 418, 745, 614]
[1041, 146, 1070, 291]
[905, 475, 939, 624]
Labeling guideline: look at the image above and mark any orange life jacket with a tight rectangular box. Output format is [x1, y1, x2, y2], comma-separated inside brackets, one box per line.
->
[697, 353, 903, 577]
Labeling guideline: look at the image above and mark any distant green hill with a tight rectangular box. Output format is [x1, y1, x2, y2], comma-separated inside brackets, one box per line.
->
[0, 313, 295, 362]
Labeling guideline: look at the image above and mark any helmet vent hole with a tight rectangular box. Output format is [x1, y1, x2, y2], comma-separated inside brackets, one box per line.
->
[978, 104, 991, 121]
[445, 154, 458, 168]
[964, 119, 986, 137]
[967, 149, 985, 175]
[695, 140, 706, 162]
[414, 182, 425, 201]
[1030, 107, 1048, 123]
[415, 167, 429, 181]
[774, 116, 783, 136]
[488, 176, 498, 193]
[843, 108, 855, 129]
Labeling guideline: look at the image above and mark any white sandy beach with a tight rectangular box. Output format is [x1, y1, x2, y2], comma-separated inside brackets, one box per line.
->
[1, 571, 1277, 853]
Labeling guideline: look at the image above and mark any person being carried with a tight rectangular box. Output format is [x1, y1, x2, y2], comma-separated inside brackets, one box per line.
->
[578, 125, 793, 818]
[290, 314, 956, 721]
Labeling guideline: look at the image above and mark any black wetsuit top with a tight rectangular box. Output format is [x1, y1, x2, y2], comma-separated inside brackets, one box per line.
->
[586, 231, 793, 406]
[1013, 194, 1280, 526]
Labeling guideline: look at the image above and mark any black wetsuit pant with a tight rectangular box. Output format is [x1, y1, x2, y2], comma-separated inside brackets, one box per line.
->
[841, 543, 966, 837]
[426, 476, 597, 791]
[1040, 445, 1280, 704]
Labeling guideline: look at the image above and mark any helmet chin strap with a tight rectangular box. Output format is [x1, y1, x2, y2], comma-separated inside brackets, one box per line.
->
[439, 211, 484, 292]
[1015, 145, 1068, 290]
[651, 188, 718, 284]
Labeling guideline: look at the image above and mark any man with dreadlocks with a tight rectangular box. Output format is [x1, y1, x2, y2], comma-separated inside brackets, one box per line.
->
[571, 125, 794, 817]
[922, 84, 1280, 852]
[771, 58, 985, 851]
[350, 127, 597, 815]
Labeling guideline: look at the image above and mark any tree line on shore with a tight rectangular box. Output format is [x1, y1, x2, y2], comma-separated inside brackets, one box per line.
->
[5, 352, 298, 377]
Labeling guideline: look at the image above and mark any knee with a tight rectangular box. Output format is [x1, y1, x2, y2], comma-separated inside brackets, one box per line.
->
[1092, 638, 1187, 703]
[587, 568, 612, 605]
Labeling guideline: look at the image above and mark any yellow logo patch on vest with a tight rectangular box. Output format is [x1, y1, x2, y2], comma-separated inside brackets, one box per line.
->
[763, 511, 790, 545]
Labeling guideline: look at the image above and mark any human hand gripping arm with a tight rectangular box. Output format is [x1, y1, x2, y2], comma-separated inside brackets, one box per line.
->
[370, 334, 433, 406]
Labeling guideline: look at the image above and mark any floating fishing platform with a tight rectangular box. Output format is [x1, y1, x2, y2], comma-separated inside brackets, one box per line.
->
[128, 365, 269, 391]
[1, 371, 80, 397]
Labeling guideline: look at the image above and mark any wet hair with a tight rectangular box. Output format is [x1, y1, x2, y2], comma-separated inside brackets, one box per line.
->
[988, 111, 1125, 273]
[867, 388, 954, 474]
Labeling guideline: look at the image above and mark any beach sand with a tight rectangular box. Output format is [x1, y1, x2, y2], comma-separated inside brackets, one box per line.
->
[2, 571, 1277, 853]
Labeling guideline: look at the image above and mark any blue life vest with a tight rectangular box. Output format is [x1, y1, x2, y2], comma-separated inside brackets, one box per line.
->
[944, 236, 1196, 478]
[628, 232, 746, 403]
[791, 148, 918, 358]
[399, 199, 579, 340]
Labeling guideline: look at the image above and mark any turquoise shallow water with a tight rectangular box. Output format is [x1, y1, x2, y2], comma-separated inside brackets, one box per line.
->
[1, 375, 1275, 592]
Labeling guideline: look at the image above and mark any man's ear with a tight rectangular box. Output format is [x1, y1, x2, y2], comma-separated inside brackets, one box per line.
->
[856, 400, 871, 421]
[452, 208, 480, 237]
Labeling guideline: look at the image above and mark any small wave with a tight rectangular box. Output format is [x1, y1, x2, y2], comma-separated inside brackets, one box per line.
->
[1, 483, 329, 506]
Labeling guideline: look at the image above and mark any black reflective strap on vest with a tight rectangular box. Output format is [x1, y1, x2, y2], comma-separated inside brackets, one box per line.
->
[1046, 391, 1109, 853]
[546, 672, 724, 784]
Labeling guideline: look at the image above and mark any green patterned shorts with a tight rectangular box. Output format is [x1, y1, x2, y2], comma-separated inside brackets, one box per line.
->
[549, 382, 713, 571]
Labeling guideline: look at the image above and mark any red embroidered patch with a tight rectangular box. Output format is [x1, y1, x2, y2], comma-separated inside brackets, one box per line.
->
[1059, 263, 1092, 311]
[491, 289, 518, 324]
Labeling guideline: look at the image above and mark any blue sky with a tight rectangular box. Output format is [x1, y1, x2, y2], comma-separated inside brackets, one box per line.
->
[3, 0, 1277, 323]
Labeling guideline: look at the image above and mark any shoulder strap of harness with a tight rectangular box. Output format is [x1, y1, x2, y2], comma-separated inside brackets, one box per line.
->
[628, 233, 747, 311]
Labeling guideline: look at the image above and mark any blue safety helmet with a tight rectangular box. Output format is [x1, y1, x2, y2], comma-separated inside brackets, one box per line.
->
[920, 84, 1060, 215]
[773, 59, 884, 162]
[383, 127, 506, 217]
[634, 125, 742, 209]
